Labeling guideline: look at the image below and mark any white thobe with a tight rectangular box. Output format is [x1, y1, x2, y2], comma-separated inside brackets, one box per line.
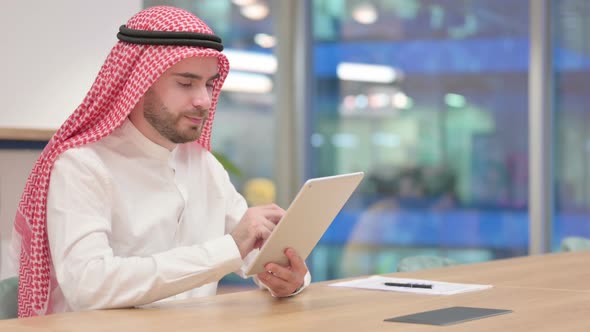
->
[46, 119, 309, 313]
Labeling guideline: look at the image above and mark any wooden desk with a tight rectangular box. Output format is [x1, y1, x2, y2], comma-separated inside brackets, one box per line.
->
[0, 128, 54, 141]
[2, 251, 590, 332]
[396, 251, 590, 292]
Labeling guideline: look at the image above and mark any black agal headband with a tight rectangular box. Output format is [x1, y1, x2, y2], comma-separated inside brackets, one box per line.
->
[116, 25, 224, 51]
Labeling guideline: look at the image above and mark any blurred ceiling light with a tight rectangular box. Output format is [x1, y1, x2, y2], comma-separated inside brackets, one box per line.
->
[355, 94, 369, 108]
[232, 0, 257, 6]
[240, 3, 269, 21]
[368, 93, 390, 108]
[224, 49, 277, 74]
[392, 92, 413, 109]
[337, 62, 398, 83]
[254, 33, 276, 48]
[222, 72, 273, 94]
[352, 3, 378, 25]
[342, 95, 356, 110]
[310, 133, 325, 148]
[445, 93, 466, 108]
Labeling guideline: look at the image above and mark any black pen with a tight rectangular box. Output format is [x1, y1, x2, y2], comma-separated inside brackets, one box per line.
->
[384, 282, 433, 289]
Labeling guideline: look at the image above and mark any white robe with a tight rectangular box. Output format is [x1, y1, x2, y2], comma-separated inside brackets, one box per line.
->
[46, 119, 309, 313]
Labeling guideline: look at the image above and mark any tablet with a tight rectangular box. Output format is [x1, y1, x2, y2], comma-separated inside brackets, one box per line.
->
[244, 172, 364, 276]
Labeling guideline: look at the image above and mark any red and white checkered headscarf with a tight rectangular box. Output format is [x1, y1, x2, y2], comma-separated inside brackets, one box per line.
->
[11, 6, 230, 317]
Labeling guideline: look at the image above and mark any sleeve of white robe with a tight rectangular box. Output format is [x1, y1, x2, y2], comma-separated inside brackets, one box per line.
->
[211, 153, 312, 295]
[46, 149, 244, 311]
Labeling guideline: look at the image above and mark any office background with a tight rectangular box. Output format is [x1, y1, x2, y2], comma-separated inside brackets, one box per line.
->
[1, 0, 589, 286]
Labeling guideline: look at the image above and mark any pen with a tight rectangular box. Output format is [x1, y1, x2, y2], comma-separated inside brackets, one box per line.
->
[384, 282, 433, 289]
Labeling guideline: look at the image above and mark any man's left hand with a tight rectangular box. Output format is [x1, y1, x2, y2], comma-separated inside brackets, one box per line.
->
[256, 248, 308, 297]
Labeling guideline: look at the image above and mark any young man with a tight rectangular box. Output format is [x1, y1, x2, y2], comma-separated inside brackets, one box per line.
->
[11, 6, 310, 317]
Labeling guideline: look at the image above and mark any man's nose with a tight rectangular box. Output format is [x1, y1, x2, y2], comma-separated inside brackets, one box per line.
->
[191, 87, 212, 111]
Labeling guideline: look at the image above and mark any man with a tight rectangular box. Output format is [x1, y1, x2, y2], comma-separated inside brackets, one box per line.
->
[11, 6, 310, 317]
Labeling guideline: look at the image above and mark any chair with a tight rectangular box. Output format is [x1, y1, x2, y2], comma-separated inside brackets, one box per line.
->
[397, 255, 458, 272]
[561, 236, 590, 252]
[0, 276, 18, 319]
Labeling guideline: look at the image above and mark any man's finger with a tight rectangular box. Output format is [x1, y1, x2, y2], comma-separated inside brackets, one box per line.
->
[285, 248, 307, 272]
[260, 217, 276, 232]
[264, 264, 295, 283]
[260, 203, 283, 211]
[257, 272, 294, 297]
[261, 209, 284, 224]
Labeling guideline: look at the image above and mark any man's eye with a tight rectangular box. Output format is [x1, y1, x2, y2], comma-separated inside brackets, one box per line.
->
[178, 81, 192, 87]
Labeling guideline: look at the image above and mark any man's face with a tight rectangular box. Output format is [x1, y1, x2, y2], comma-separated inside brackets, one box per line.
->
[140, 56, 220, 146]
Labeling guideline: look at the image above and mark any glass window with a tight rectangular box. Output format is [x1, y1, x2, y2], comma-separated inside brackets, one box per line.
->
[310, 0, 530, 280]
[553, 0, 590, 249]
[143, 0, 590, 286]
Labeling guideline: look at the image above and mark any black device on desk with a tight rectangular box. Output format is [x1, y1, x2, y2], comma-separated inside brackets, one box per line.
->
[384, 306, 512, 326]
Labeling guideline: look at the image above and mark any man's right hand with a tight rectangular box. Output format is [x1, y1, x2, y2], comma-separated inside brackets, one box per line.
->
[230, 204, 285, 258]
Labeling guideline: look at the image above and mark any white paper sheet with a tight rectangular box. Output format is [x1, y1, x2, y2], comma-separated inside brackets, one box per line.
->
[329, 276, 492, 295]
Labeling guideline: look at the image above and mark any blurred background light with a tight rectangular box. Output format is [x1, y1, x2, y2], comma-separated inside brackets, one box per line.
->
[222, 72, 273, 93]
[445, 93, 467, 108]
[337, 62, 399, 83]
[240, 3, 269, 20]
[224, 49, 277, 74]
[351, 3, 378, 25]
[253, 33, 276, 48]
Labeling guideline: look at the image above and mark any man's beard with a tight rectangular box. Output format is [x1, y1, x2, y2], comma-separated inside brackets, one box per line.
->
[143, 89, 206, 144]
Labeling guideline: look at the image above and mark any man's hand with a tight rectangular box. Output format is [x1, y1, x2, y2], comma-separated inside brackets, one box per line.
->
[230, 204, 285, 258]
[256, 248, 308, 297]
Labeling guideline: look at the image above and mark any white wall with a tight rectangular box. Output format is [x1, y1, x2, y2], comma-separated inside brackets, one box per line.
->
[0, 0, 143, 279]
[0, 0, 142, 129]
